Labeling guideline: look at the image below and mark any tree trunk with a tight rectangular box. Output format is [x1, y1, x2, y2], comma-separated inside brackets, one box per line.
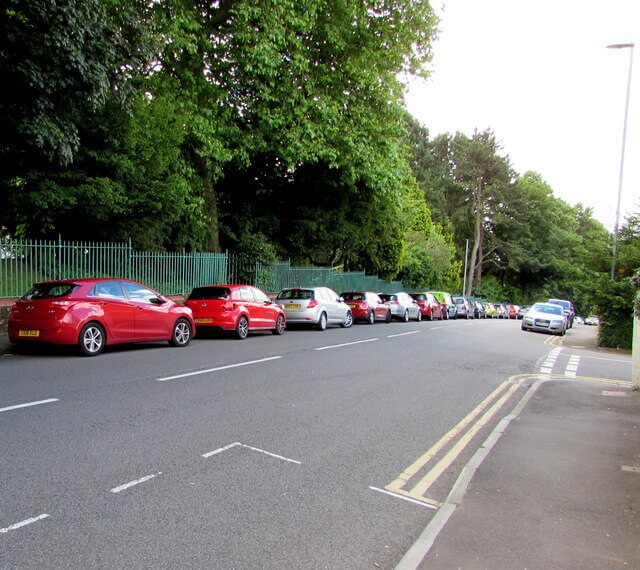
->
[466, 207, 482, 295]
[185, 142, 220, 252]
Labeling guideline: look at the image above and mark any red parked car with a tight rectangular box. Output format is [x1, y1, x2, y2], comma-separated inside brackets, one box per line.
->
[8, 278, 194, 356]
[409, 292, 443, 321]
[185, 284, 286, 339]
[340, 291, 391, 324]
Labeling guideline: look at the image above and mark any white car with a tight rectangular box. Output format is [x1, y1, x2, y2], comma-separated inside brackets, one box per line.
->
[521, 302, 567, 336]
[378, 292, 421, 322]
[275, 287, 353, 330]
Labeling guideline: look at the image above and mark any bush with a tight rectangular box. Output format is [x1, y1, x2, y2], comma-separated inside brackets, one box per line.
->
[593, 275, 635, 349]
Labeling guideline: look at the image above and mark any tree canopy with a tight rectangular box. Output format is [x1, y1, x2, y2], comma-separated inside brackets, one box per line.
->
[2, 0, 635, 331]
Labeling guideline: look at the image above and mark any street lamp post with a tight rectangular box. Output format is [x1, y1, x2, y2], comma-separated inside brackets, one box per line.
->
[607, 42, 634, 279]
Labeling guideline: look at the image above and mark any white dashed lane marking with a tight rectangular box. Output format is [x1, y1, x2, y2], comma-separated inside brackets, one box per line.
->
[315, 338, 379, 351]
[0, 514, 50, 534]
[156, 356, 283, 382]
[110, 473, 162, 494]
[0, 398, 59, 414]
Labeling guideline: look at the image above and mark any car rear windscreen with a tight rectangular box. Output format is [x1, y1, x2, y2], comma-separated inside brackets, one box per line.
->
[188, 287, 231, 300]
[341, 292, 365, 301]
[23, 283, 78, 299]
[277, 289, 313, 300]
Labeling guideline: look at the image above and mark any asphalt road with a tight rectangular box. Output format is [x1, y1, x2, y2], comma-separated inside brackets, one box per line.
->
[0, 319, 630, 568]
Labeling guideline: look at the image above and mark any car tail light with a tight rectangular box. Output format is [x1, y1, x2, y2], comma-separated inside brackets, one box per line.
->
[307, 299, 318, 309]
[390, 301, 399, 305]
[223, 301, 234, 311]
[358, 301, 367, 310]
[50, 301, 71, 308]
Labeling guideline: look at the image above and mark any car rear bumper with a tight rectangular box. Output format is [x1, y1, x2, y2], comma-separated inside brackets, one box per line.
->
[8, 319, 78, 345]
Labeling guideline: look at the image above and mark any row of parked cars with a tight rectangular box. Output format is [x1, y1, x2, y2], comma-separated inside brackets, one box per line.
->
[451, 297, 530, 320]
[6, 279, 459, 356]
[6, 277, 573, 356]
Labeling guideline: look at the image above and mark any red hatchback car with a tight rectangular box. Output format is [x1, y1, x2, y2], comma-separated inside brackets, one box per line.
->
[340, 291, 391, 324]
[8, 278, 194, 356]
[185, 284, 286, 339]
[409, 292, 443, 320]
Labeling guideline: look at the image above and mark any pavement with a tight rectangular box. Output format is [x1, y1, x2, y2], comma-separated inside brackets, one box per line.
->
[401, 325, 640, 569]
[2, 326, 639, 568]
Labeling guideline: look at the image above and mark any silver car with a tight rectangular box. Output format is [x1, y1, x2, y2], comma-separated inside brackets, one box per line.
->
[275, 287, 353, 330]
[379, 292, 421, 322]
[521, 302, 567, 335]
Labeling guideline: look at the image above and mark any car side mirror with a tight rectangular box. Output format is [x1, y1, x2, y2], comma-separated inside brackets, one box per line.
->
[337, 297, 344, 303]
[150, 296, 166, 305]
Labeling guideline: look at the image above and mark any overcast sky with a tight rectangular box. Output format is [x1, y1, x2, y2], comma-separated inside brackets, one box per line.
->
[405, 0, 640, 230]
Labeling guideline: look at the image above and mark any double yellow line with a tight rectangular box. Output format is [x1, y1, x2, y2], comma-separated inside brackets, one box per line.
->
[385, 379, 524, 507]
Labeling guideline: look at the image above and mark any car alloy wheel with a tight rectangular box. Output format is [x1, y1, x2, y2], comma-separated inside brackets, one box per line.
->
[403, 309, 409, 322]
[341, 310, 353, 328]
[235, 315, 249, 339]
[272, 314, 285, 335]
[316, 312, 327, 331]
[170, 318, 191, 347]
[79, 322, 105, 356]
[367, 310, 375, 325]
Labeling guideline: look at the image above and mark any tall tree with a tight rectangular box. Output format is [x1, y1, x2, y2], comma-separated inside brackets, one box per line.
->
[148, 0, 438, 250]
[432, 130, 515, 294]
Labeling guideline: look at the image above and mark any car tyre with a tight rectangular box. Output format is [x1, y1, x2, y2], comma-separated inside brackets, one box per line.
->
[367, 310, 375, 325]
[416, 310, 422, 322]
[403, 309, 409, 323]
[170, 318, 192, 347]
[235, 315, 249, 340]
[316, 312, 328, 331]
[385, 310, 392, 323]
[341, 310, 353, 328]
[79, 322, 105, 356]
[272, 314, 285, 335]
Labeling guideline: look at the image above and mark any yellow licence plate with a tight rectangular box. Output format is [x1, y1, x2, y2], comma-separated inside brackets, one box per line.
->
[19, 330, 40, 337]
[286, 304, 302, 310]
[194, 318, 213, 324]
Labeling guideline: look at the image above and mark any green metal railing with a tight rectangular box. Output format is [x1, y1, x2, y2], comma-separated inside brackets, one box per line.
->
[0, 238, 405, 298]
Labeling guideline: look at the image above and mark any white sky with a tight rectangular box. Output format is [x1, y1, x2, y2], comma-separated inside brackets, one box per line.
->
[405, 0, 640, 230]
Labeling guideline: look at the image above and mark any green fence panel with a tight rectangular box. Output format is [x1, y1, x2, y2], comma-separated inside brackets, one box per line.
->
[0, 238, 407, 298]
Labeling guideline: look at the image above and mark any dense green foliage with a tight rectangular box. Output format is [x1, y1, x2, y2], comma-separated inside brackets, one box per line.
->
[594, 212, 640, 349]
[2, 0, 639, 348]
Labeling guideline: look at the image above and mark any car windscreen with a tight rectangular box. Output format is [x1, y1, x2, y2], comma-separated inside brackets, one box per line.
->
[533, 304, 563, 315]
[410, 293, 426, 301]
[548, 299, 570, 310]
[277, 289, 313, 300]
[188, 287, 231, 300]
[379, 294, 396, 302]
[453, 297, 465, 304]
[23, 283, 78, 300]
